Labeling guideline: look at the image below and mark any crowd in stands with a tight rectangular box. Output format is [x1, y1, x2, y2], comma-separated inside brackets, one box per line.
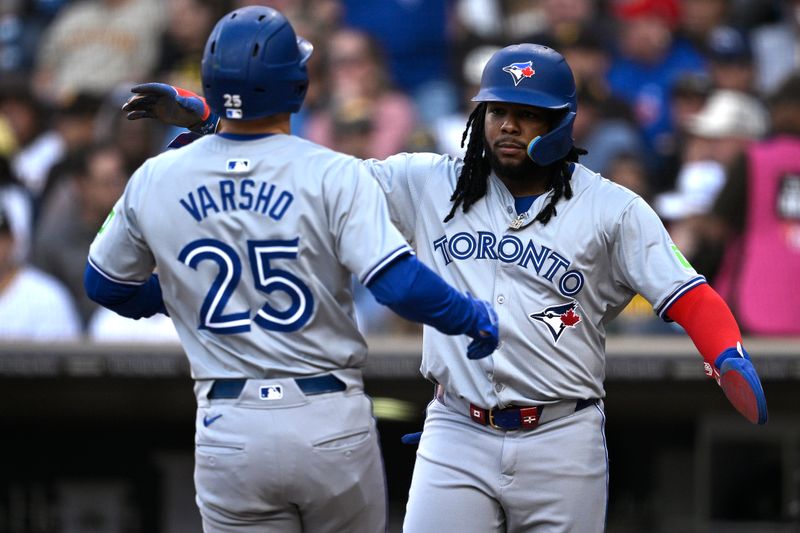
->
[1, 0, 799, 341]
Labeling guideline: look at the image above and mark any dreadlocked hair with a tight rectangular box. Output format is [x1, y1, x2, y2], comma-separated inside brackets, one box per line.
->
[443, 102, 587, 226]
[533, 144, 586, 225]
[443, 103, 490, 223]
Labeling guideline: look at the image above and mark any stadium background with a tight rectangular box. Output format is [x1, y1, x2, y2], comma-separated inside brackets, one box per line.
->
[1, 0, 799, 531]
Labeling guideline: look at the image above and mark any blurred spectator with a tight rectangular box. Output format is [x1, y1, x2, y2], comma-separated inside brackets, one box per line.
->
[683, 89, 767, 163]
[751, 0, 800, 95]
[607, 0, 708, 174]
[32, 142, 128, 327]
[155, 0, 224, 93]
[0, 204, 81, 340]
[572, 82, 646, 177]
[305, 28, 418, 159]
[653, 71, 714, 191]
[325, 97, 375, 159]
[705, 25, 756, 93]
[433, 44, 500, 159]
[605, 152, 651, 201]
[0, 77, 45, 158]
[0, 155, 32, 262]
[88, 307, 180, 343]
[13, 92, 102, 202]
[454, 0, 546, 42]
[551, 24, 646, 180]
[340, 0, 456, 126]
[669, 72, 714, 133]
[557, 23, 613, 89]
[0, 0, 49, 75]
[657, 89, 768, 279]
[528, 0, 604, 46]
[33, 0, 166, 104]
[700, 73, 800, 334]
[678, 0, 731, 48]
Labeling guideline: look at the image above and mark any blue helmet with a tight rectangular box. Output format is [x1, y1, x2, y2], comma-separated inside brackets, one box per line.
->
[472, 43, 577, 166]
[201, 6, 313, 120]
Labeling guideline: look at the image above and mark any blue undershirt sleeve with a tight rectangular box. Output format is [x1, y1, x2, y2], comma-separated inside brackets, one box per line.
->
[84, 262, 168, 319]
[366, 254, 477, 335]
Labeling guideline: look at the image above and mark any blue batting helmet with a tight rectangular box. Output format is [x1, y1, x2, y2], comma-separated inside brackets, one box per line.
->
[201, 6, 313, 120]
[473, 44, 577, 166]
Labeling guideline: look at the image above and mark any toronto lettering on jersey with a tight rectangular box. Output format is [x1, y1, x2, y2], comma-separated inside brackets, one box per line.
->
[432, 232, 585, 297]
[179, 179, 294, 222]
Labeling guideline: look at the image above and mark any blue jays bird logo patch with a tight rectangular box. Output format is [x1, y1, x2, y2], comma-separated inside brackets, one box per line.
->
[529, 301, 582, 342]
[503, 61, 535, 86]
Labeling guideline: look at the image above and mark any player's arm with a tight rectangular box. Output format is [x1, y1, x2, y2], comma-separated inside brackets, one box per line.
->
[84, 260, 167, 319]
[666, 284, 768, 425]
[367, 253, 498, 360]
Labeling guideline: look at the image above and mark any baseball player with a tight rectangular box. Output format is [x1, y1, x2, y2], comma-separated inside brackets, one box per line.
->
[123, 43, 768, 532]
[84, 7, 499, 533]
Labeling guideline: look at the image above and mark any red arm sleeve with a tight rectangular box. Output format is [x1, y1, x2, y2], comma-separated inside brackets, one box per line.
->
[665, 283, 742, 373]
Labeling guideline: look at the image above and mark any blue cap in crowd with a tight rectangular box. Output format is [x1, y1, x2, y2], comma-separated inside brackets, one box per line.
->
[707, 26, 752, 64]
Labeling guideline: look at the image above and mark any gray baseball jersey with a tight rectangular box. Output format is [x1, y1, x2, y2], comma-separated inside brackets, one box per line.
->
[364, 153, 704, 406]
[89, 133, 411, 379]
[365, 153, 702, 532]
[88, 133, 411, 532]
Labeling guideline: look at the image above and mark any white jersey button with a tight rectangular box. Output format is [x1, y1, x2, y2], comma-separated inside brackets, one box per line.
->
[506, 206, 513, 213]
[494, 383, 504, 392]
[497, 295, 505, 304]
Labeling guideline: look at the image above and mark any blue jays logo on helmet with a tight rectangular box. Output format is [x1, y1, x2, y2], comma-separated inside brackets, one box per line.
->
[502, 61, 535, 86]
[529, 300, 582, 343]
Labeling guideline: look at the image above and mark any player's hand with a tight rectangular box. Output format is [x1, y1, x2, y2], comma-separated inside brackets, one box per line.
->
[122, 83, 216, 132]
[714, 343, 768, 425]
[466, 297, 499, 360]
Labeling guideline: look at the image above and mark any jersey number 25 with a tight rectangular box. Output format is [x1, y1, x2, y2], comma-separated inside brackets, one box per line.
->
[178, 238, 315, 334]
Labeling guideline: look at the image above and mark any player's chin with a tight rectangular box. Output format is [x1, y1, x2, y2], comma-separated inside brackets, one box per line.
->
[488, 149, 536, 180]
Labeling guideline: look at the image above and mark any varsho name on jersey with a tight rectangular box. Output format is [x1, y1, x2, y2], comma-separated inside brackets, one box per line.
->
[179, 179, 294, 222]
[432, 231, 584, 297]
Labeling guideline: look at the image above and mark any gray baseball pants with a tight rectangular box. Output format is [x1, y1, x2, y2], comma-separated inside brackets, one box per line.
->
[403, 395, 608, 532]
[193, 371, 386, 532]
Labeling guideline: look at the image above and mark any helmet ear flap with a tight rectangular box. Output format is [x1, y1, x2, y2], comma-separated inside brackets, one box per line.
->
[527, 111, 576, 166]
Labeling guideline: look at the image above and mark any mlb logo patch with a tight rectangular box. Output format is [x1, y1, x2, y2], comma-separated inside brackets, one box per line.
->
[226, 109, 243, 119]
[259, 385, 283, 400]
[226, 159, 251, 173]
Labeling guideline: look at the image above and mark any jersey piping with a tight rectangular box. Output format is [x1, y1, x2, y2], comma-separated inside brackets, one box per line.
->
[655, 275, 707, 319]
[361, 245, 414, 285]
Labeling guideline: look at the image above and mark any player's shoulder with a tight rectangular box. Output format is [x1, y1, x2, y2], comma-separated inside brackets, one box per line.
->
[378, 151, 462, 173]
[570, 162, 641, 210]
[362, 151, 463, 191]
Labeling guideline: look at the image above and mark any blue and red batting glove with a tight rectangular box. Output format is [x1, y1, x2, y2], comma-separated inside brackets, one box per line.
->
[712, 343, 768, 425]
[122, 83, 218, 134]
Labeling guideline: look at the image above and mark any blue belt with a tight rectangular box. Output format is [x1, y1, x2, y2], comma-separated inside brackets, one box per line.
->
[207, 374, 346, 399]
